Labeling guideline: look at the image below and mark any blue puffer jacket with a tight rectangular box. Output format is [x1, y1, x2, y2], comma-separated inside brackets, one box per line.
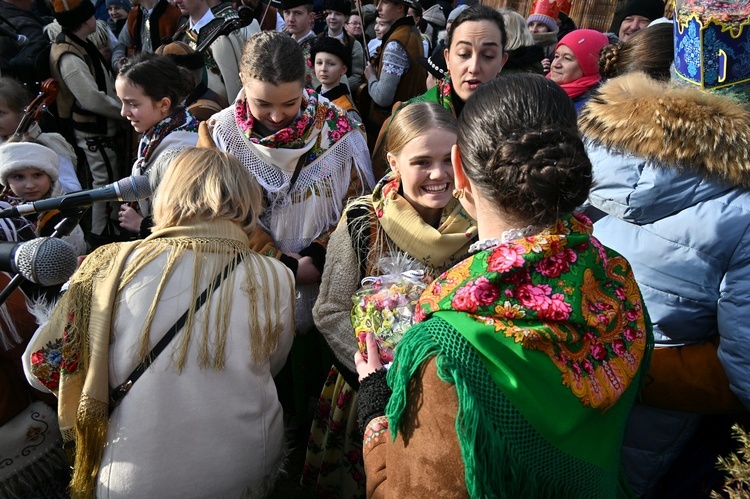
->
[580, 73, 750, 497]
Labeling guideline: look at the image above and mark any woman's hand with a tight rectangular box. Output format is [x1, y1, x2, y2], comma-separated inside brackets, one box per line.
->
[364, 63, 375, 80]
[355, 332, 384, 382]
[118, 204, 143, 233]
[542, 58, 551, 73]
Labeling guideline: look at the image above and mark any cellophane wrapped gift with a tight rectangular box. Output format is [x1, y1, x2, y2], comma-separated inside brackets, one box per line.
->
[351, 254, 430, 366]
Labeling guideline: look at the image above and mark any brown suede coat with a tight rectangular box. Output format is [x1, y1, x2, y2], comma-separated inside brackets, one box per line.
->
[363, 357, 469, 498]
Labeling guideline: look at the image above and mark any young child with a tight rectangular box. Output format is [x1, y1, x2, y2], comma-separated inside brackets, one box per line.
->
[115, 52, 199, 237]
[0, 140, 87, 254]
[368, 17, 391, 58]
[0, 77, 82, 194]
[311, 37, 363, 124]
[199, 30, 374, 436]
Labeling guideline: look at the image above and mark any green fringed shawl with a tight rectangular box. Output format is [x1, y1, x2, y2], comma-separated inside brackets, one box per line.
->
[386, 213, 652, 498]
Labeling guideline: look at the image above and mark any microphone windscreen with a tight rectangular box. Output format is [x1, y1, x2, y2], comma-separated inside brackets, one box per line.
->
[16, 238, 78, 286]
[117, 176, 152, 202]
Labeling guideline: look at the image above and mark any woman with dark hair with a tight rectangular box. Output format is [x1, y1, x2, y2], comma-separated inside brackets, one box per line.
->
[115, 52, 199, 237]
[371, 3, 509, 178]
[356, 73, 652, 496]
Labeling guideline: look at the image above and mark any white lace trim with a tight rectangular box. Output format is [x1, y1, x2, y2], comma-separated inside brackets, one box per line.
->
[209, 106, 374, 254]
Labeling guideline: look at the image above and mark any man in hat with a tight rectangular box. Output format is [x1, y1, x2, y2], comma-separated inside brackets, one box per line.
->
[49, 0, 126, 246]
[613, 0, 665, 42]
[280, 0, 317, 87]
[171, 0, 243, 102]
[362, 0, 426, 150]
[317, 0, 364, 91]
[111, 0, 181, 70]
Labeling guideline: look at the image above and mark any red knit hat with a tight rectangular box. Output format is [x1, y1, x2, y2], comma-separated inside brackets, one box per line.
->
[556, 29, 609, 76]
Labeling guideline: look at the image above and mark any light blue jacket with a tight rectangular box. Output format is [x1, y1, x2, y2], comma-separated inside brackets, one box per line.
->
[580, 73, 750, 497]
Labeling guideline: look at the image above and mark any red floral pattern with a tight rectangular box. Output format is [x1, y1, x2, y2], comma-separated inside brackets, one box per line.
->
[415, 213, 651, 410]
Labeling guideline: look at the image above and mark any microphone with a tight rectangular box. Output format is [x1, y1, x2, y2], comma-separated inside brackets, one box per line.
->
[0, 176, 151, 218]
[0, 237, 78, 286]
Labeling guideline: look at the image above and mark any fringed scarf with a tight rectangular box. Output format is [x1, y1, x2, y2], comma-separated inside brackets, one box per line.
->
[368, 173, 475, 272]
[27, 219, 294, 498]
[133, 106, 199, 176]
[215, 89, 374, 254]
[386, 213, 653, 496]
[235, 88, 355, 159]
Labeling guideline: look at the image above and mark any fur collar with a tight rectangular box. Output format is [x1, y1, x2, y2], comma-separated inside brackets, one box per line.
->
[580, 72, 750, 188]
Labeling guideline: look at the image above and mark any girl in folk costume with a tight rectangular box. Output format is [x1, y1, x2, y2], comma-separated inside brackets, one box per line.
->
[0, 140, 87, 255]
[115, 52, 199, 238]
[355, 74, 653, 497]
[198, 30, 374, 431]
[303, 101, 475, 497]
[24, 148, 296, 497]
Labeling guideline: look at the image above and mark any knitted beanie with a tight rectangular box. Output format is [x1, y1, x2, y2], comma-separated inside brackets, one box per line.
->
[526, 13, 558, 33]
[556, 29, 610, 76]
[105, 0, 132, 11]
[53, 0, 96, 29]
[527, 0, 560, 34]
[0, 143, 60, 192]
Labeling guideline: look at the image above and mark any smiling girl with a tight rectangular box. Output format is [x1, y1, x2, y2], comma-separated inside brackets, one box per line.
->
[305, 100, 475, 497]
[199, 30, 374, 432]
[0, 140, 87, 254]
[115, 52, 199, 236]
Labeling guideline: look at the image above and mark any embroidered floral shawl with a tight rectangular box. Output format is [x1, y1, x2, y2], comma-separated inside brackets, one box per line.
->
[133, 106, 199, 176]
[234, 88, 355, 164]
[410, 212, 653, 467]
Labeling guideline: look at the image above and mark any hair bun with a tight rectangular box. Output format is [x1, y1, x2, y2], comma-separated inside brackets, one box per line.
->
[599, 41, 624, 79]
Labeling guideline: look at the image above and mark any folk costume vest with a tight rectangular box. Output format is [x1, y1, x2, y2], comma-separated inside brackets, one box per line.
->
[366, 17, 426, 133]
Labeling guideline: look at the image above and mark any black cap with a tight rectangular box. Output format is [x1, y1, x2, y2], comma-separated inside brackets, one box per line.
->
[417, 41, 447, 79]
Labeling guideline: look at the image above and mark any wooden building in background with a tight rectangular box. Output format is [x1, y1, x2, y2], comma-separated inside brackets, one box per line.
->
[480, 0, 621, 33]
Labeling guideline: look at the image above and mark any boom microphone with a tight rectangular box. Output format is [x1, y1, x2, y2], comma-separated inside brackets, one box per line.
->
[0, 237, 78, 286]
[0, 176, 152, 218]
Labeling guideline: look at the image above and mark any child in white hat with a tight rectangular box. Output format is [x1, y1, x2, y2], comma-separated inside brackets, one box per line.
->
[0, 141, 86, 254]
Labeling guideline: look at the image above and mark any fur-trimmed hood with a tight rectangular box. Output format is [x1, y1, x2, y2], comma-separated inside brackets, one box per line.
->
[580, 72, 750, 189]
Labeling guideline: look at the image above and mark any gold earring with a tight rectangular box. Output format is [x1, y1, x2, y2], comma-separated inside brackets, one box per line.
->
[452, 188, 464, 199]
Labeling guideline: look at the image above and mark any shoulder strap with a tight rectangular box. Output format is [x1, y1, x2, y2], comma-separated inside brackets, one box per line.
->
[345, 203, 374, 281]
[108, 252, 244, 414]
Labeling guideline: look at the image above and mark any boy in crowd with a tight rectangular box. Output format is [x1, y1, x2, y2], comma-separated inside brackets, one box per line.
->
[312, 36, 362, 123]
[49, 0, 126, 246]
[318, 0, 364, 91]
[281, 0, 316, 87]
[112, 0, 181, 70]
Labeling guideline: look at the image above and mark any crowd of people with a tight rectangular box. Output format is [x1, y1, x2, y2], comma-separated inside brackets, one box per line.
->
[1, 0, 750, 496]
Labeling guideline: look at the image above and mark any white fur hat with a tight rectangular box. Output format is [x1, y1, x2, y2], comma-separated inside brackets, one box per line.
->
[0, 142, 60, 191]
